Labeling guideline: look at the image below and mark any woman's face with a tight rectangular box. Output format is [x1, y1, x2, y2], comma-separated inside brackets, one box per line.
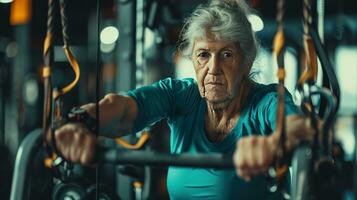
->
[192, 32, 249, 104]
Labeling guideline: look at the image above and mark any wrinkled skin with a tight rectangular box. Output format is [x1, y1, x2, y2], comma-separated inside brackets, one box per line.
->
[191, 32, 250, 109]
[191, 33, 277, 181]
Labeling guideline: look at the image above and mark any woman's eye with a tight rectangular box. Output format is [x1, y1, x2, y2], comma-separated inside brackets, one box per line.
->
[198, 51, 210, 58]
[222, 51, 232, 58]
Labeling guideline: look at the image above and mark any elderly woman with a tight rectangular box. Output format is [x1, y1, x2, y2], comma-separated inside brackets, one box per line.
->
[55, 0, 311, 199]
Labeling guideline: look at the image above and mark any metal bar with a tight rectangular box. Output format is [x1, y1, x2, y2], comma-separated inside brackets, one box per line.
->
[290, 143, 312, 200]
[0, 54, 5, 145]
[353, 115, 357, 200]
[116, 0, 136, 91]
[309, 26, 340, 113]
[116, 1, 137, 199]
[96, 148, 234, 168]
[10, 129, 43, 200]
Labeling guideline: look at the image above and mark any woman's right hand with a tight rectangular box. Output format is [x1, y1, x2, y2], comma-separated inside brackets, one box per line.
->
[54, 123, 97, 165]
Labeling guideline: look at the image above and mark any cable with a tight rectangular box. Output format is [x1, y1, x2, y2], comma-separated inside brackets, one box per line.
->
[42, 0, 55, 155]
[95, 0, 102, 199]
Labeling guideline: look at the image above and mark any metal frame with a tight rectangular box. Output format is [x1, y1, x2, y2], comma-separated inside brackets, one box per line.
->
[290, 143, 312, 200]
[96, 148, 233, 168]
[9, 128, 234, 200]
[115, 1, 137, 199]
[10, 129, 42, 200]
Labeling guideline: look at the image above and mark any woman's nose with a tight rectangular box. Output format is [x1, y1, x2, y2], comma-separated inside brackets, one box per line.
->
[208, 55, 222, 74]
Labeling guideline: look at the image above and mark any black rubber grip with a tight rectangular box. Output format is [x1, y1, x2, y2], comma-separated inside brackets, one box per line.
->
[95, 147, 234, 168]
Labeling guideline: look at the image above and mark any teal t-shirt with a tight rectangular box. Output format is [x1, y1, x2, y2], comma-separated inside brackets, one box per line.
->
[127, 78, 298, 200]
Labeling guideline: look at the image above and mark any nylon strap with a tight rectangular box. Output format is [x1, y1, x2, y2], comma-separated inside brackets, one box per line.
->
[115, 131, 150, 150]
[272, 0, 290, 186]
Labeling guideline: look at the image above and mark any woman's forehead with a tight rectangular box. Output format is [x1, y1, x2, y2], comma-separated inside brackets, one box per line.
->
[193, 38, 238, 51]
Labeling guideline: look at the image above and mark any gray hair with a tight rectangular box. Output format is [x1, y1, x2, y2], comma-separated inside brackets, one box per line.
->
[177, 0, 258, 66]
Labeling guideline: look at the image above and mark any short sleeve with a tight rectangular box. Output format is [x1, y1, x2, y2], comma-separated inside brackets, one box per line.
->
[126, 78, 198, 132]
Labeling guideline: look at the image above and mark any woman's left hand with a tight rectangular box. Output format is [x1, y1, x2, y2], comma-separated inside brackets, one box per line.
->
[233, 115, 315, 181]
[233, 134, 278, 181]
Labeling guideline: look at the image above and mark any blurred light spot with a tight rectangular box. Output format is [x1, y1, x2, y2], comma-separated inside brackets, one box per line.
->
[100, 42, 116, 53]
[24, 78, 39, 105]
[100, 26, 119, 45]
[247, 14, 264, 32]
[136, 69, 143, 80]
[175, 56, 196, 80]
[336, 46, 357, 113]
[284, 49, 298, 94]
[144, 28, 155, 49]
[6, 42, 17, 58]
[0, 0, 13, 3]
[335, 116, 355, 160]
[254, 48, 297, 96]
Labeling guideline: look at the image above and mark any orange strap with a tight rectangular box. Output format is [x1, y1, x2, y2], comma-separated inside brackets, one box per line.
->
[43, 34, 53, 55]
[273, 29, 285, 59]
[277, 68, 286, 81]
[41, 34, 53, 79]
[115, 132, 150, 150]
[44, 153, 57, 168]
[272, 25, 289, 184]
[41, 66, 51, 78]
[273, 28, 286, 137]
[53, 46, 81, 99]
[275, 165, 288, 183]
[298, 35, 318, 85]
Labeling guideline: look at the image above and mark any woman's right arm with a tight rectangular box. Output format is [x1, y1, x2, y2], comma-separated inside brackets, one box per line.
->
[54, 93, 138, 165]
